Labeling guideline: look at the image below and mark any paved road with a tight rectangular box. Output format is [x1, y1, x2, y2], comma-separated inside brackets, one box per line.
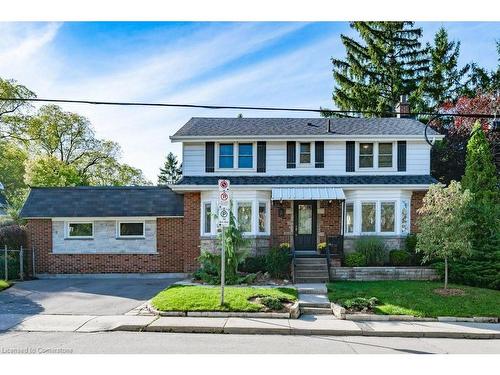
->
[0, 278, 179, 316]
[0, 331, 499, 354]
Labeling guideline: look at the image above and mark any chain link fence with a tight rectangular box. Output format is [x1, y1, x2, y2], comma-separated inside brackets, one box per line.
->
[1, 246, 29, 280]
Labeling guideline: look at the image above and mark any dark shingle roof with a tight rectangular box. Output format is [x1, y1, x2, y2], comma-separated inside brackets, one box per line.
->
[20, 186, 184, 218]
[172, 117, 440, 138]
[177, 175, 438, 186]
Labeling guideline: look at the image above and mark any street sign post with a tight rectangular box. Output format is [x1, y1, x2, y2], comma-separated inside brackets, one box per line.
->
[218, 179, 230, 305]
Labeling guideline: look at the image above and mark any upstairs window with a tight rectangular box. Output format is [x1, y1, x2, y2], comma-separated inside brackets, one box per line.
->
[219, 144, 234, 168]
[238, 143, 253, 168]
[378, 143, 393, 168]
[359, 143, 374, 168]
[299, 143, 311, 164]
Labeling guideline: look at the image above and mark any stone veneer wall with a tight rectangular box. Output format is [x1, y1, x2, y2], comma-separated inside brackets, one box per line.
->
[330, 267, 439, 281]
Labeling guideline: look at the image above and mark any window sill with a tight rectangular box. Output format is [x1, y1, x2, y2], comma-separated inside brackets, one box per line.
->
[51, 251, 158, 255]
[115, 236, 146, 240]
[64, 237, 94, 240]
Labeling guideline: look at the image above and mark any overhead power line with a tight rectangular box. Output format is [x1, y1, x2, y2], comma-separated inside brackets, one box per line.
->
[0, 97, 496, 119]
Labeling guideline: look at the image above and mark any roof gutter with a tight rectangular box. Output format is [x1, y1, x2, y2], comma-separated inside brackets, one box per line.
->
[170, 184, 437, 192]
[170, 134, 445, 142]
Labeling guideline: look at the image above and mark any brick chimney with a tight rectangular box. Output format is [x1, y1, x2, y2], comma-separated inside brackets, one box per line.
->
[395, 95, 410, 118]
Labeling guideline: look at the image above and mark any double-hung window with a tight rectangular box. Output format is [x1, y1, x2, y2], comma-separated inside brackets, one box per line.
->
[299, 143, 311, 164]
[359, 143, 374, 168]
[67, 222, 93, 238]
[219, 143, 234, 168]
[238, 143, 253, 168]
[378, 143, 393, 168]
[118, 222, 145, 238]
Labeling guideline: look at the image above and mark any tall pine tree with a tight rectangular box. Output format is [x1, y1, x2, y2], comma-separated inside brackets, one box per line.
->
[158, 152, 181, 185]
[331, 22, 429, 115]
[414, 27, 469, 113]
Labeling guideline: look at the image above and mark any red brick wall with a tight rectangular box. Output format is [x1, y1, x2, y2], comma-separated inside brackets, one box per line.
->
[319, 200, 342, 242]
[411, 191, 427, 233]
[182, 192, 201, 272]
[270, 200, 292, 246]
[26, 217, 186, 274]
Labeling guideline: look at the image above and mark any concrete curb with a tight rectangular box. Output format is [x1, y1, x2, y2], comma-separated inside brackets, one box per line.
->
[3, 314, 499, 339]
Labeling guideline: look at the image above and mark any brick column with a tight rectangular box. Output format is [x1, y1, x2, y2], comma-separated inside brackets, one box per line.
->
[26, 219, 52, 275]
[410, 191, 427, 233]
[319, 200, 342, 243]
[270, 200, 293, 247]
[183, 192, 201, 272]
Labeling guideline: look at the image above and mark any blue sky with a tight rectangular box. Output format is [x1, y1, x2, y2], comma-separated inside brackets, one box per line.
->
[0, 22, 498, 181]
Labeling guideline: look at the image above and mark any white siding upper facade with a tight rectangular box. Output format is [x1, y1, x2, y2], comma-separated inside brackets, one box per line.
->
[182, 140, 430, 176]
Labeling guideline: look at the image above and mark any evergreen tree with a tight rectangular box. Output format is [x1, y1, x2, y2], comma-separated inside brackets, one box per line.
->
[414, 28, 469, 113]
[446, 122, 500, 290]
[464, 42, 500, 95]
[158, 152, 181, 185]
[331, 22, 429, 115]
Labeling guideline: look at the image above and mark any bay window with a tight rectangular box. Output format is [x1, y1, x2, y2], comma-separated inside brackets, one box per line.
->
[203, 202, 212, 235]
[258, 202, 267, 233]
[380, 202, 395, 232]
[237, 202, 252, 233]
[361, 202, 376, 233]
[345, 203, 354, 234]
[401, 200, 410, 234]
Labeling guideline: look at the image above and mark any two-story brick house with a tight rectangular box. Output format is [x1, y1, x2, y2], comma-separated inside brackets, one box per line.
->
[21, 111, 443, 277]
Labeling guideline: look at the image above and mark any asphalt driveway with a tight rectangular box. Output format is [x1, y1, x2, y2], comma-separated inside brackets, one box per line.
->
[0, 278, 179, 316]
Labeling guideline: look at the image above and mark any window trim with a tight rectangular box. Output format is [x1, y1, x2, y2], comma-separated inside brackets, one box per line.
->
[116, 221, 146, 239]
[218, 143, 235, 169]
[238, 143, 254, 169]
[358, 142, 374, 169]
[378, 142, 394, 168]
[65, 221, 94, 239]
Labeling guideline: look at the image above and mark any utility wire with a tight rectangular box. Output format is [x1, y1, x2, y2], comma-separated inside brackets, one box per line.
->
[0, 97, 496, 119]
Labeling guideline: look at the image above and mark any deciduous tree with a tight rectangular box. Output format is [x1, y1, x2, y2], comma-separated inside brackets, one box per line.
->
[416, 181, 473, 289]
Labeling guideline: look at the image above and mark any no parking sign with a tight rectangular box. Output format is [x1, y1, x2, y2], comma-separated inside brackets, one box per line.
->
[218, 179, 230, 227]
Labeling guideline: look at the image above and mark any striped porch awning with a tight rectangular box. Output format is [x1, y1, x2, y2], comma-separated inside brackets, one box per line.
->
[271, 187, 345, 201]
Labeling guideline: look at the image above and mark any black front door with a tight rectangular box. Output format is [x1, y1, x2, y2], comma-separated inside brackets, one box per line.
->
[293, 201, 317, 251]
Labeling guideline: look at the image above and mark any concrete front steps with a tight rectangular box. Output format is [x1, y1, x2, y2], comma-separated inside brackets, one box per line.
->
[294, 257, 329, 284]
[296, 283, 332, 316]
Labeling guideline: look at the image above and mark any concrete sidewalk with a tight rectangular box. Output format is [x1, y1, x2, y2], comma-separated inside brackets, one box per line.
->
[1, 313, 499, 339]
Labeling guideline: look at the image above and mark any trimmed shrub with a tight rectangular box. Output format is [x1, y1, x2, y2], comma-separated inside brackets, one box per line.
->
[354, 236, 386, 266]
[265, 247, 291, 279]
[260, 296, 283, 310]
[342, 297, 379, 311]
[240, 255, 266, 273]
[389, 249, 411, 266]
[344, 252, 367, 267]
[317, 242, 327, 254]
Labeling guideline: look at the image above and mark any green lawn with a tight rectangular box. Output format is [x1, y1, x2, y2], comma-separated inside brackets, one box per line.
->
[0, 280, 11, 291]
[151, 285, 298, 312]
[328, 281, 500, 318]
